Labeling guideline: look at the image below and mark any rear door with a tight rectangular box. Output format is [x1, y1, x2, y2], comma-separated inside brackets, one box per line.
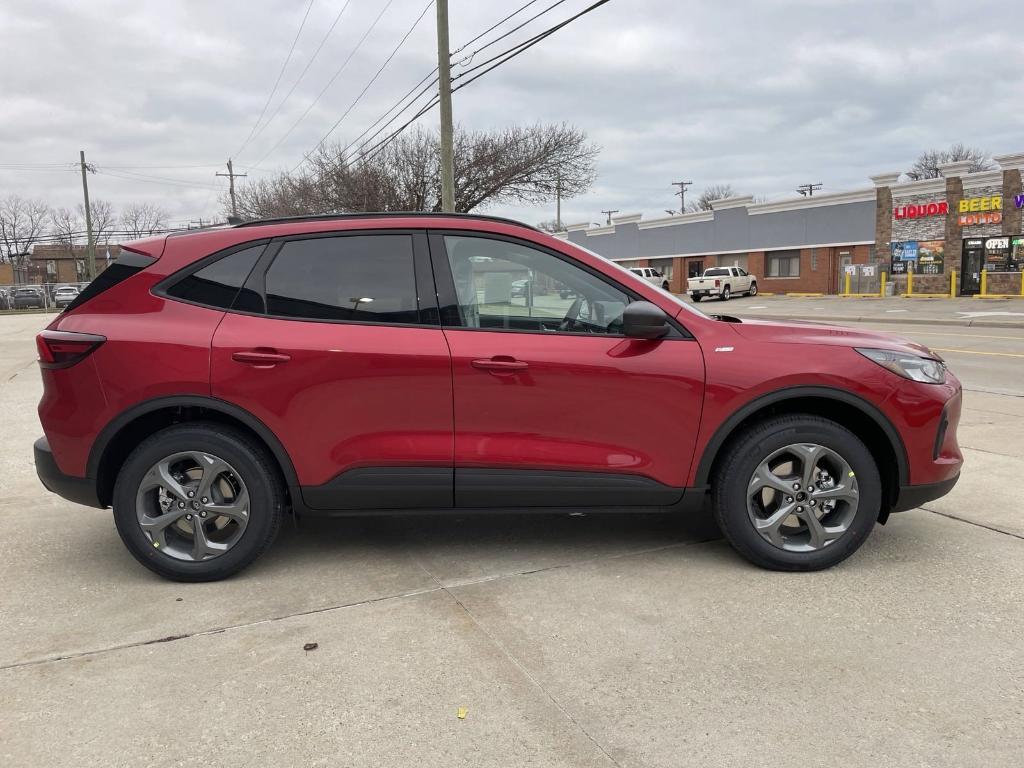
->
[210, 230, 454, 511]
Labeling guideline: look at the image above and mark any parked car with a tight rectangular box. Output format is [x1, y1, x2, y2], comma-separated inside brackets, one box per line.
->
[34, 213, 962, 581]
[630, 267, 671, 291]
[510, 278, 530, 298]
[53, 285, 80, 308]
[688, 267, 756, 301]
[0, 287, 11, 309]
[12, 286, 45, 309]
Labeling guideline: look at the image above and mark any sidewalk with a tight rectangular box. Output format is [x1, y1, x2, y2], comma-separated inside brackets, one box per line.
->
[685, 294, 1024, 328]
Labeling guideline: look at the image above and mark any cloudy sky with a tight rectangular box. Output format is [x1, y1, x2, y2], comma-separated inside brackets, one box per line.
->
[2, 0, 1021, 230]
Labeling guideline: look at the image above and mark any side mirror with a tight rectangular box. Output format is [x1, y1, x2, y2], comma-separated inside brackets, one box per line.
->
[622, 301, 670, 339]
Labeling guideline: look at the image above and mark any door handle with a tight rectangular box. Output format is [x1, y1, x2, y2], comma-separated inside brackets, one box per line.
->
[471, 357, 528, 372]
[232, 350, 291, 366]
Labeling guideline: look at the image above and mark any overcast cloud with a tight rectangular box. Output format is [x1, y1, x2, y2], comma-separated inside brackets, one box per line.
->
[1, 0, 1021, 229]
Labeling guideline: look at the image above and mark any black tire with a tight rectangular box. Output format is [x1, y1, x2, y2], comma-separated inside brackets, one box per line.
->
[112, 422, 285, 582]
[690, 294, 701, 302]
[662, 281, 671, 291]
[721, 285, 730, 301]
[749, 282, 757, 296]
[711, 414, 881, 571]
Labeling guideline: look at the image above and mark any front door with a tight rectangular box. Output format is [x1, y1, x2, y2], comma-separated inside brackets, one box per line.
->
[960, 243, 983, 295]
[211, 231, 454, 510]
[430, 232, 706, 508]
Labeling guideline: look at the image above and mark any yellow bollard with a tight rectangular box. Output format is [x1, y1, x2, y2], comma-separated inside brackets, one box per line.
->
[844, 272, 851, 296]
[980, 269, 987, 297]
[880, 270, 886, 297]
[950, 269, 956, 298]
[1020, 271, 1024, 297]
[906, 270, 913, 296]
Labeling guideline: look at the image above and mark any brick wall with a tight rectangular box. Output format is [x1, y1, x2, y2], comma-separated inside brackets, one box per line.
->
[874, 186, 892, 257]
[891, 191, 946, 242]
[1004, 170, 1023, 236]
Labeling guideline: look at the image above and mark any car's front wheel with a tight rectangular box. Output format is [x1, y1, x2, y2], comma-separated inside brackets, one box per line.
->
[712, 415, 881, 571]
[749, 282, 757, 296]
[112, 423, 284, 581]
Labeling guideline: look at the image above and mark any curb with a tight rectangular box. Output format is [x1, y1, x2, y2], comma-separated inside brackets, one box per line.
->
[733, 312, 1024, 330]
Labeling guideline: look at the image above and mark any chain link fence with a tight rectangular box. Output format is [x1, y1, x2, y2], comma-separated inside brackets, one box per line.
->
[0, 281, 91, 311]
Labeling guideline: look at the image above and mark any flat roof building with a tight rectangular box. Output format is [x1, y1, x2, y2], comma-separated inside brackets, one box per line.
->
[558, 152, 1024, 297]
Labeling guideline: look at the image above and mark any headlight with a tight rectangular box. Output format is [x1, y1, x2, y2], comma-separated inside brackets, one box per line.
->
[856, 348, 947, 384]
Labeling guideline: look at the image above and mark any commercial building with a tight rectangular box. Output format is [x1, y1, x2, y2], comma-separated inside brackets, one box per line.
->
[557, 152, 1024, 296]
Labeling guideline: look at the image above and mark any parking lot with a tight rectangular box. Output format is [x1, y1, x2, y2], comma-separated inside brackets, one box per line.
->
[2, 308, 1022, 767]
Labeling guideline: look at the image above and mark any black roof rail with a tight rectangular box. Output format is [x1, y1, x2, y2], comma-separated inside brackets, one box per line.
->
[232, 211, 540, 232]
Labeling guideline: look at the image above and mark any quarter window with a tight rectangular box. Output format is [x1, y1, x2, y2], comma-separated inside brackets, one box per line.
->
[265, 235, 419, 324]
[443, 235, 630, 335]
[166, 245, 263, 310]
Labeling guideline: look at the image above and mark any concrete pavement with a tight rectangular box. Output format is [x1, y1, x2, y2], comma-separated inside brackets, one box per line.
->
[2, 310, 1022, 767]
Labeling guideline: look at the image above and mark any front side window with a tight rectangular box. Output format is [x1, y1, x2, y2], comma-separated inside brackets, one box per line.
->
[443, 235, 630, 335]
[167, 245, 264, 310]
[265, 235, 419, 324]
[767, 250, 801, 277]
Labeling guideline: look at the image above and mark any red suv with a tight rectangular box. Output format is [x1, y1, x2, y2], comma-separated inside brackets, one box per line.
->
[34, 214, 962, 581]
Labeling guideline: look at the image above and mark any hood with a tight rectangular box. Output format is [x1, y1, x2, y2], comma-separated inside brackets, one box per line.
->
[729, 318, 938, 357]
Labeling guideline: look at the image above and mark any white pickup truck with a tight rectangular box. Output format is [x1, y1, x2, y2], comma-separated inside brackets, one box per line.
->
[687, 266, 756, 301]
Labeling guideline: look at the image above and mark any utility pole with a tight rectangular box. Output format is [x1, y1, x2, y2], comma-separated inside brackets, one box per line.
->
[216, 159, 247, 218]
[555, 174, 562, 230]
[600, 209, 619, 225]
[436, 0, 455, 212]
[796, 182, 823, 197]
[79, 150, 96, 280]
[671, 180, 692, 214]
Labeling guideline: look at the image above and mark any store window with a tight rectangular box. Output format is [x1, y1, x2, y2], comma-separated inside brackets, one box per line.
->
[717, 254, 748, 271]
[767, 250, 800, 277]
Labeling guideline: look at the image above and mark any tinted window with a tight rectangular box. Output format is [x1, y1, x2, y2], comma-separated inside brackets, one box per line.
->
[443, 235, 629, 335]
[167, 245, 263, 309]
[265, 235, 419, 323]
[704, 268, 730, 277]
[62, 251, 155, 313]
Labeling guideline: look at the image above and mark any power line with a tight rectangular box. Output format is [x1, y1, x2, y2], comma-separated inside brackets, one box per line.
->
[237, 0, 356, 160]
[250, 0, 399, 169]
[452, 0, 569, 68]
[451, 0, 544, 55]
[292, 0, 436, 172]
[234, 0, 316, 159]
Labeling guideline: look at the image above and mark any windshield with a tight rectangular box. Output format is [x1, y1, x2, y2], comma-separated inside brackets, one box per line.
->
[561, 241, 713, 320]
[703, 268, 730, 277]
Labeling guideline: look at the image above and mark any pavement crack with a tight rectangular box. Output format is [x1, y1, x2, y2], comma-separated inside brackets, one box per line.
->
[415, 558, 623, 768]
[921, 507, 1024, 541]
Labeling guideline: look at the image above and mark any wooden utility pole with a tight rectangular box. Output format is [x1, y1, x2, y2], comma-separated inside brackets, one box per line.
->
[217, 159, 247, 218]
[436, 0, 455, 212]
[601, 209, 619, 225]
[79, 150, 96, 279]
[555, 174, 562, 230]
[671, 180, 692, 214]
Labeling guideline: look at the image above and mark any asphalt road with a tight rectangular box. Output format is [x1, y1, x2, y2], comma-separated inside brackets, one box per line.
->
[1, 310, 1022, 767]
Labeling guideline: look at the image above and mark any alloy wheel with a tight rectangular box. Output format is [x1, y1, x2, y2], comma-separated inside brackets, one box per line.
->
[135, 451, 250, 562]
[746, 442, 859, 552]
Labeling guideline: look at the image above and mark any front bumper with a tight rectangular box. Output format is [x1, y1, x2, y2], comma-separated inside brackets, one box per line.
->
[892, 473, 960, 513]
[34, 436, 102, 508]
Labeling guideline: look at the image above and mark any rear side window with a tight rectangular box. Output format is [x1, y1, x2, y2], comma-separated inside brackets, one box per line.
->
[62, 251, 155, 313]
[166, 245, 263, 310]
[264, 235, 419, 324]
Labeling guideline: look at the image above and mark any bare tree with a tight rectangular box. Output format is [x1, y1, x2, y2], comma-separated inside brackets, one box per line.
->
[0, 196, 50, 264]
[49, 207, 82, 250]
[906, 144, 994, 180]
[231, 123, 599, 218]
[686, 184, 735, 212]
[78, 200, 117, 245]
[535, 219, 562, 233]
[120, 202, 168, 238]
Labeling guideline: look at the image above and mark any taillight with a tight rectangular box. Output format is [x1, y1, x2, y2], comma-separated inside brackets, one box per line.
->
[36, 330, 106, 369]
[715, 279, 721, 288]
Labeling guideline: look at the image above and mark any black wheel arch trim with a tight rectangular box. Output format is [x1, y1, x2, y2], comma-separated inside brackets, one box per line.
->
[87, 395, 301, 494]
[693, 385, 909, 489]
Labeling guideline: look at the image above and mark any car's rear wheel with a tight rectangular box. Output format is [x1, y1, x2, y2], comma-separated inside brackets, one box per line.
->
[690, 294, 701, 302]
[112, 423, 284, 581]
[712, 415, 881, 571]
[721, 286, 731, 301]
